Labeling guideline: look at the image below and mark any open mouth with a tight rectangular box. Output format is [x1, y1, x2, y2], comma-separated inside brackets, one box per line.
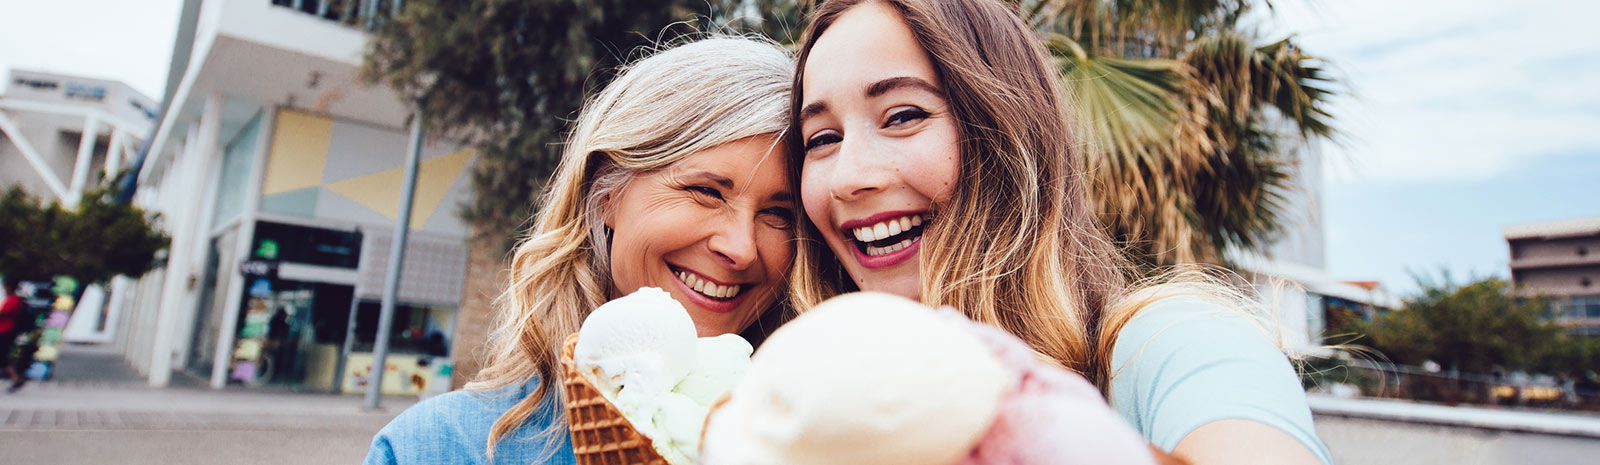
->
[670, 265, 745, 302]
[847, 213, 928, 257]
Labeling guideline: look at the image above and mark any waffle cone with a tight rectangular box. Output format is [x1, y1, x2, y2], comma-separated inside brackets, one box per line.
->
[561, 334, 670, 465]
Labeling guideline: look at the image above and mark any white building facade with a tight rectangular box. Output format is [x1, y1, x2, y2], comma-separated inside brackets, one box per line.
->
[116, 0, 475, 395]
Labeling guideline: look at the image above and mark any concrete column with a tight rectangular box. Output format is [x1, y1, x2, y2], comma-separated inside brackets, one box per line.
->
[105, 128, 126, 177]
[67, 114, 101, 208]
[148, 93, 224, 387]
[208, 107, 275, 389]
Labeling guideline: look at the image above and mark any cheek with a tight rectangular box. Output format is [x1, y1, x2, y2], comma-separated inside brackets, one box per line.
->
[800, 162, 837, 240]
[907, 124, 961, 203]
[755, 228, 795, 280]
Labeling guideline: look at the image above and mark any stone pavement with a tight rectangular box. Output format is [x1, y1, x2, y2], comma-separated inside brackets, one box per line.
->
[0, 344, 421, 464]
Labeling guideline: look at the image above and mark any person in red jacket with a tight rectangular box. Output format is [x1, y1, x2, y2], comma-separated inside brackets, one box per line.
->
[0, 279, 23, 391]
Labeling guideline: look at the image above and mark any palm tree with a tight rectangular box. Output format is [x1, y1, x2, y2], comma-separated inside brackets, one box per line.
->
[1022, 0, 1338, 268]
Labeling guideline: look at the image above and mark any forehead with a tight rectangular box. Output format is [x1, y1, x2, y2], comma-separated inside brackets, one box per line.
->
[802, 2, 940, 102]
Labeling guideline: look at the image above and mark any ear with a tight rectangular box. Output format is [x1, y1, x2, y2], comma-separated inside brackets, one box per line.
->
[599, 188, 619, 229]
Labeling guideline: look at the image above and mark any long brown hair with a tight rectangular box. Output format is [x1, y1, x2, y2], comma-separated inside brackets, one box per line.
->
[790, 0, 1135, 388]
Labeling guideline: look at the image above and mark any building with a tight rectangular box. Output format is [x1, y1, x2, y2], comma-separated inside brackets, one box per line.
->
[112, 0, 481, 395]
[1, 70, 161, 346]
[1, 70, 157, 209]
[1506, 218, 1600, 337]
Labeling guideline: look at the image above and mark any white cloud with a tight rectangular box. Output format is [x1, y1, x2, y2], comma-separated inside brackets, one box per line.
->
[1262, 0, 1600, 185]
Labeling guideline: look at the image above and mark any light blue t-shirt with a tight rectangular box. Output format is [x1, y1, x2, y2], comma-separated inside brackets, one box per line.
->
[365, 381, 576, 465]
[1109, 298, 1333, 465]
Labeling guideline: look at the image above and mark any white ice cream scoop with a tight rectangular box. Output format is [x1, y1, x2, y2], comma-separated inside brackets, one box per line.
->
[573, 287, 698, 416]
[702, 292, 1014, 465]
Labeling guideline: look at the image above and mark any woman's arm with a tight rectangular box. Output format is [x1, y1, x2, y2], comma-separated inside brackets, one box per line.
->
[1173, 419, 1323, 465]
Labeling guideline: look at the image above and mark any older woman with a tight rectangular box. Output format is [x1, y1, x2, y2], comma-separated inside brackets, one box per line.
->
[365, 36, 796, 465]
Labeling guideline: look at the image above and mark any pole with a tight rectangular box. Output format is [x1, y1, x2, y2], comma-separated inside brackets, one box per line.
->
[366, 103, 423, 409]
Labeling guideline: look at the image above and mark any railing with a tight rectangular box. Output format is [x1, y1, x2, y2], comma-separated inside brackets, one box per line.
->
[1304, 358, 1600, 413]
[269, 0, 404, 32]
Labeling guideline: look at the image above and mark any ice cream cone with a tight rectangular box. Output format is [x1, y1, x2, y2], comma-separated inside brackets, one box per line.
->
[561, 333, 670, 465]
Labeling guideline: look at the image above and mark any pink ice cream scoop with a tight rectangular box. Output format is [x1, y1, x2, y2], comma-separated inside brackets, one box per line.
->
[938, 311, 1174, 465]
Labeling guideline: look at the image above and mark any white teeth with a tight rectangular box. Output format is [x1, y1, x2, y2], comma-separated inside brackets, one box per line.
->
[849, 214, 927, 244]
[864, 237, 916, 257]
[676, 270, 739, 299]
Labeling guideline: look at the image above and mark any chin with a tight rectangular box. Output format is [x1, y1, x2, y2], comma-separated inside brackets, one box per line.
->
[858, 276, 921, 301]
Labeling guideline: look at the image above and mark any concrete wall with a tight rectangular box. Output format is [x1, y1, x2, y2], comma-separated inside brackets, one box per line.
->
[1510, 236, 1600, 261]
[1514, 267, 1600, 296]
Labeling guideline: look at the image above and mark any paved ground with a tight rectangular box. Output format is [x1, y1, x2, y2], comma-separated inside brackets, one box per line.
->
[9, 344, 1600, 464]
[1317, 415, 1600, 465]
[0, 344, 418, 465]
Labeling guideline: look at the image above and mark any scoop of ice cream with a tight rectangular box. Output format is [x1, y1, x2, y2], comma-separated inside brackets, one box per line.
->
[653, 391, 711, 463]
[572, 287, 755, 465]
[573, 287, 698, 420]
[938, 312, 1158, 465]
[701, 292, 1013, 465]
[676, 334, 754, 405]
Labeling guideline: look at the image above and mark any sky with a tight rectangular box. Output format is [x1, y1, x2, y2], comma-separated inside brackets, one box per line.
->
[0, 0, 183, 100]
[2, 0, 1597, 297]
[1263, 0, 1600, 294]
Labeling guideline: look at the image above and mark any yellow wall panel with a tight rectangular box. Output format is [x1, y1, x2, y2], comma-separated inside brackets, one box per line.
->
[325, 147, 475, 230]
[261, 110, 333, 196]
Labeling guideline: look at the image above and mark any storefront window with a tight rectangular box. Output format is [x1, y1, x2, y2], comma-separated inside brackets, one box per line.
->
[350, 300, 452, 357]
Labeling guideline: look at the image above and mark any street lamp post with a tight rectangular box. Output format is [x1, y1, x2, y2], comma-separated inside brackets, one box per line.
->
[366, 102, 424, 410]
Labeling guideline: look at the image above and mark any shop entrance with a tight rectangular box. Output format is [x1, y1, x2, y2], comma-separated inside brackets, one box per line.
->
[230, 279, 352, 391]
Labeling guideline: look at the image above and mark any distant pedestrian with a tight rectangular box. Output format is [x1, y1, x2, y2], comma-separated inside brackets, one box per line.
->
[0, 279, 24, 392]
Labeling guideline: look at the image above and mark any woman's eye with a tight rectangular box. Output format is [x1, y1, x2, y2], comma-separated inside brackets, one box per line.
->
[885, 108, 929, 128]
[804, 132, 841, 152]
[761, 208, 796, 229]
[687, 186, 722, 201]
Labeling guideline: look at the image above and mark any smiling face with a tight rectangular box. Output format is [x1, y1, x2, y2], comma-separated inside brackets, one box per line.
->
[797, 2, 961, 299]
[605, 135, 797, 336]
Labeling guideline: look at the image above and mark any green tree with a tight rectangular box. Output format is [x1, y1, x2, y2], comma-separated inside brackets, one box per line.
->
[1022, 0, 1337, 268]
[362, 0, 797, 249]
[1351, 277, 1563, 374]
[361, 0, 806, 383]
[0, 185, 169, 284]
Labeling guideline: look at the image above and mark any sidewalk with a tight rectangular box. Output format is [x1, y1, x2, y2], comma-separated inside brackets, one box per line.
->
[0, 344, 421, 465]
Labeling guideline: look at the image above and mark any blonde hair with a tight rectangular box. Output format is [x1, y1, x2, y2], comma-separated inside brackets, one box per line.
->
[790, 0, 1285, 392]
[469, 35, 794, 457]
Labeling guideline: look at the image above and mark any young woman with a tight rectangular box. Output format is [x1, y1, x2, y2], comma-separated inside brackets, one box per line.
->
[365, 36, 797, 464]
[789, 1, 1332, 464]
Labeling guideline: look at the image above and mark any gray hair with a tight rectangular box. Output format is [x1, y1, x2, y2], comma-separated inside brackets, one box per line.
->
[575, 36, 795, 286]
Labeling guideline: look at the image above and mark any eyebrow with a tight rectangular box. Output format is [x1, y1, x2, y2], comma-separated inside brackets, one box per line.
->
[865, 76, 941, 98]
[683, 170, 794, 204]
[682, 171, 734, 190]
[798, 76, 942, 125]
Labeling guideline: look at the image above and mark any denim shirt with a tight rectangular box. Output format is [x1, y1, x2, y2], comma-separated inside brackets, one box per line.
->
[365, 381, 576, 465]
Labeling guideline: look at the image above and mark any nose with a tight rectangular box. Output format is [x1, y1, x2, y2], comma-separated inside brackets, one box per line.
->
[706, 214, 759, 271]
[828, 136, 893, 202]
